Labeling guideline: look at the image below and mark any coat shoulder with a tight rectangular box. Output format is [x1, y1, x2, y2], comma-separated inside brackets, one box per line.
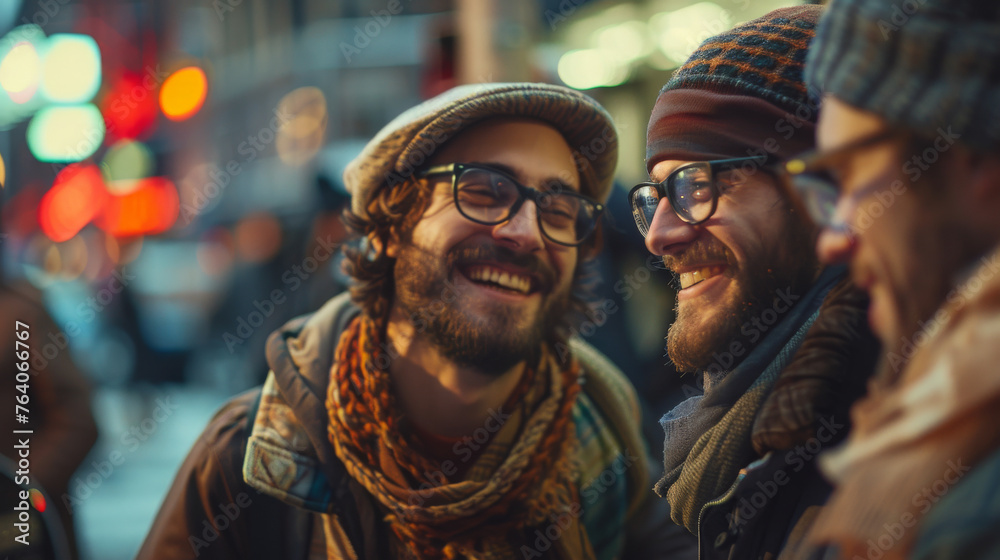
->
[911, 447, 1000, 560]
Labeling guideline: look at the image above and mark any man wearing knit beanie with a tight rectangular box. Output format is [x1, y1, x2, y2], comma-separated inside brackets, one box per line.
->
[785, 1, 1000, 559]
[633, 6, 881, 560]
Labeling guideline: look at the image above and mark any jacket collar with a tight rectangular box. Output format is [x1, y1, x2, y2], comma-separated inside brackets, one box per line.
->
[243, 292, 361, 512]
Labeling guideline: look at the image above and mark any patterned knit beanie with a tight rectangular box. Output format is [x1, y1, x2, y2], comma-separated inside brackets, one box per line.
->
[647, 5, 823, 170]
[806, 0, 1000, 152]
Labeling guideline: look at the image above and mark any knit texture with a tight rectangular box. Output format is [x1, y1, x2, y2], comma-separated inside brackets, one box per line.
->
[343, 83, 618, 221]
[662, 5, 823, 118]
[325, 314, 593, 560]
[657, 307, 819, 532]
[806, 0, 1000, 151]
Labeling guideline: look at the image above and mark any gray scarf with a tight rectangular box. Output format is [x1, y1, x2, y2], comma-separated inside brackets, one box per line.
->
[655, 267, 844, 531]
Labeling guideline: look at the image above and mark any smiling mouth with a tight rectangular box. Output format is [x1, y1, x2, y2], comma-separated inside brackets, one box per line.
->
[678, 265, 726, 290]
[460, 264, 535, 295]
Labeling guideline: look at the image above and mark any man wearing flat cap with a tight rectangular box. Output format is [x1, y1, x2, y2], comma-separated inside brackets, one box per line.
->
[138, 83, 694, 559]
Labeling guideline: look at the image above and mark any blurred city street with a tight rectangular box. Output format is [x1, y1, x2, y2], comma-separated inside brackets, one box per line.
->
[75, 386, 229, 560]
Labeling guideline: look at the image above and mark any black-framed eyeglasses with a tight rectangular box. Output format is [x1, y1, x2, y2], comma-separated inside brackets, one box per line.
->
[783, 128, 902, 228]
[629, 155, 770, 236]
[417, 162, 605, 247]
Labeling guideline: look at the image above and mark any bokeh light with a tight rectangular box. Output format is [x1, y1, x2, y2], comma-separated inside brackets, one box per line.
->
[197, 228, 236, 277]
[98, 177, 180, 237]
[29, 488, 45, 512]
[0, 151, 5, 188]
[276, 86, 328, 165]
[27, 104, 106, 162]
[102, 70, 159, 140]
[102, 140, 154, 192]
[159, 66, 208, 121]
[234, 212, 282, 263]
[38, 164, 108, 242]
[41, 34, 102, 103]
[0, 41, 41, 104]
[558, 49, 629, 90]
[653, 2, 732, 65]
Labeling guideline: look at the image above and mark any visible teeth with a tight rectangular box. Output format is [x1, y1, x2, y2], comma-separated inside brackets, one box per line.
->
[466, 265, 531, 294]
[679, 266, 724, 290]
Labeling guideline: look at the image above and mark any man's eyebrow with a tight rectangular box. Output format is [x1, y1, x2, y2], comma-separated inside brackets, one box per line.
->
[467, 161, 579, 193]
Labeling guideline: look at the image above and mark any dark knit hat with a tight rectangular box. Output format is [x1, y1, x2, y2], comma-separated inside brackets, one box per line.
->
[806, 0, 1000, 151]
[647, 5, 824, 169]
[344, 83, 618, 221]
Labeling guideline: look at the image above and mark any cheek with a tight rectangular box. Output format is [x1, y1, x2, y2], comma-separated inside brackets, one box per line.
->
[552, 249, 578, 286]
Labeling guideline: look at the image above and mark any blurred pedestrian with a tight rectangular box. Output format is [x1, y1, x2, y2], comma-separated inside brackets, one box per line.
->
[785, 1, 1000, 558]
[0, 280, 98, 560]
[633, 6, 880, 559]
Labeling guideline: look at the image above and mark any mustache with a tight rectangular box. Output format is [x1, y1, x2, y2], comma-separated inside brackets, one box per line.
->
[660, 240, 736, 288]
[448, 243, 557, 291]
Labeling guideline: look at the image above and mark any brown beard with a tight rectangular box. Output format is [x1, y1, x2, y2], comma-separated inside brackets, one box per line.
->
[664, 210, 817, 373]
[393, 241, 571, 377]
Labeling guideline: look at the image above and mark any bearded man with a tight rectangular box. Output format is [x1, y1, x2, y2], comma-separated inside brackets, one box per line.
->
[138, 83, 694, 559]
[784, 1, 1000, 558]
[628, 7, 880, 559]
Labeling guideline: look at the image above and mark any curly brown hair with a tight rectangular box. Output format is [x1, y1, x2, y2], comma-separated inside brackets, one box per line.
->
[341, 175, 604, 338]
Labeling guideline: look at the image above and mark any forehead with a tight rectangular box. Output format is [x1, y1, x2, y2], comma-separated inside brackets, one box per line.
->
[429, 118, 581, 188]
[816, 96, 888, 151]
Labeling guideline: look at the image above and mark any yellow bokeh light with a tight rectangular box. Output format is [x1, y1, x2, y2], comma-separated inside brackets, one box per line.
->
[41, 34, 102, 103]
[0, 151, 6, 188]
[558, 49, 629, 90]
[0, 41, 41, 103]
[159, 66, 208, 121]
[26, 104, 106, 162]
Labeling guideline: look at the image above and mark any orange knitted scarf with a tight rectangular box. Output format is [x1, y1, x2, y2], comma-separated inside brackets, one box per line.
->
[325, 315, 594, 559]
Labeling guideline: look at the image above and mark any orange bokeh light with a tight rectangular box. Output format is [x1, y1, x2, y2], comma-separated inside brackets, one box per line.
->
[97, 177, 180, 237]
[38, 164, 108, 242]
[159, 66, 208, 121]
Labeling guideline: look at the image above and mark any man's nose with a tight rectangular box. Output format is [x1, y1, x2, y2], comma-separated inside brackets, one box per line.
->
[817, 224, 857, 265]
[493, 201, 545, 251]
[645, 198, 698, 256]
